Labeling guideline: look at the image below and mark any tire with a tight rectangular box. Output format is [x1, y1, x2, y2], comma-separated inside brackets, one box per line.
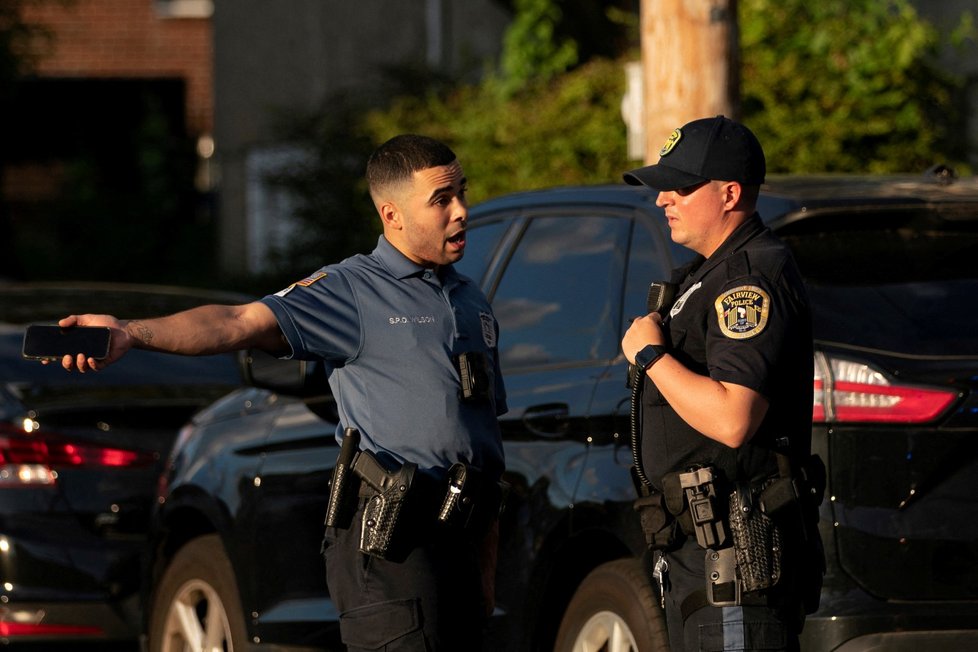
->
[148, 534, 250, 652]
[554, 558, 669, 652]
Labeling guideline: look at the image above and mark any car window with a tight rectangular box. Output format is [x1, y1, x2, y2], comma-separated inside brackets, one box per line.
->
[779, 208, 978, 355]
[623, 219, 678, 319]
[777, 208, 978, 284]
[455, 218, 511, 285]
[490, 215, 630, 370]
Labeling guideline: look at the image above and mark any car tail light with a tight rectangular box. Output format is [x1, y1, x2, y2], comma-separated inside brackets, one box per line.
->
[0, 621, 102, 637]
[0, 419, 156, 486]
[813, 352, 959, 424]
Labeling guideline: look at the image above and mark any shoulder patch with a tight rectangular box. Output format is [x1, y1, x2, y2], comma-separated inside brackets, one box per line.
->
[714, 285, 770, 339]
[296, 271, 328, 287]
[275, 271, 328, 297]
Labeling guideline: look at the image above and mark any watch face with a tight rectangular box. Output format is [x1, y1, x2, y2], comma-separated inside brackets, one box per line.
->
[637, 344, 667, 370]
[637, 344, 658, 369]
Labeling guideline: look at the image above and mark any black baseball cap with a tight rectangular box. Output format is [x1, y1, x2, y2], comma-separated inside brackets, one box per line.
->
[623, 115, 766, 191]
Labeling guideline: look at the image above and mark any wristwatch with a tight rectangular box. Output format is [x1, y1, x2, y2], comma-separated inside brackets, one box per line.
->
[635, 343, 669, 371]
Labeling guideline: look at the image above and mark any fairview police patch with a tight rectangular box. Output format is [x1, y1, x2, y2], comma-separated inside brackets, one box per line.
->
[715, 285, 770, 339]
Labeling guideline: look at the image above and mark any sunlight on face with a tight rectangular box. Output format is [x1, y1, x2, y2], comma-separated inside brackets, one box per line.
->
[388, 161, 469, 268]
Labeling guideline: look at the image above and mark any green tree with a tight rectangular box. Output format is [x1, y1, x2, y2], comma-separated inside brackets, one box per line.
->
[363, 57, 631, 204]
[266, 0, 972, 281]
[740, 0, 970, 173]
[498, 0, 579, 96]
[262, 1, 636, 280]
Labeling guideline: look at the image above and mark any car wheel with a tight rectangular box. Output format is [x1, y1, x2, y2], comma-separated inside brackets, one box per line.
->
[149, 534, 250, 652]
[554, 558, 668, 652]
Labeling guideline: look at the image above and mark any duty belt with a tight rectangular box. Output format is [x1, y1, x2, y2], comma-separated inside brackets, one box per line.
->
[325, 427, 506, 561]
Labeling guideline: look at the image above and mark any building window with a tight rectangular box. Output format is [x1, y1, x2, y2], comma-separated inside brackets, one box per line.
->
[245, 146, 306, 274]
[154, 0, 213, 19]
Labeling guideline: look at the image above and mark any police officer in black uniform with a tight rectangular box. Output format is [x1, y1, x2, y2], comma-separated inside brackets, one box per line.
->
[621, 116, 822, 651]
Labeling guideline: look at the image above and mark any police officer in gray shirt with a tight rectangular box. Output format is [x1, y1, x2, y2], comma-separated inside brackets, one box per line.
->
[53, 134, 507, 651]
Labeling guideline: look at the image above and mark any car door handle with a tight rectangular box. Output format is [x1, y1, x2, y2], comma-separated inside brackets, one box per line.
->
[522, 402, 570, 438]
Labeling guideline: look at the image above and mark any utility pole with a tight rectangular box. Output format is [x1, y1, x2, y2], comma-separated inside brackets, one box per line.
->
[639, 0, 739, 163]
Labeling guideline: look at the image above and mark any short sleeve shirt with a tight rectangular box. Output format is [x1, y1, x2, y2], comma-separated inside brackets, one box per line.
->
[260, 236, 507, 478]
[641, 214, 813, 485]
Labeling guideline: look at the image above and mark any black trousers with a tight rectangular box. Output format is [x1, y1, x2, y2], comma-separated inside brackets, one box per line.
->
[323, 499, 487, 651]
[663, 541, 801, 652]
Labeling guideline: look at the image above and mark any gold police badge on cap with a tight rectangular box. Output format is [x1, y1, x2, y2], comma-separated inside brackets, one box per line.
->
[715, 285, 770, 339]
[659, 129, 682, 157]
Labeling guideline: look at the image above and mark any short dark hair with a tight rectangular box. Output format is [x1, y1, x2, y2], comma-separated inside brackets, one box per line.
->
[366, 134, 457, 197]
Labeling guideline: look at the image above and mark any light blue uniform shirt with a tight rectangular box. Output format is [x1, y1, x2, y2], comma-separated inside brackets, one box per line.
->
[261, 236, 506, 478]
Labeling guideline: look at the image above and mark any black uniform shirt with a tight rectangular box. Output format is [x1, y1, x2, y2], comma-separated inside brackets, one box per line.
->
[642, 213, 813, 488]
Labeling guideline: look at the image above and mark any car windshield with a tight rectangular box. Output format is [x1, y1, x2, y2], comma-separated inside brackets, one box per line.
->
[780, 207, 978, 355]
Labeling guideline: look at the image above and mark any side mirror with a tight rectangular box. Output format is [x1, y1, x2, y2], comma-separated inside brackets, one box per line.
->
[238, 349, 328, 397]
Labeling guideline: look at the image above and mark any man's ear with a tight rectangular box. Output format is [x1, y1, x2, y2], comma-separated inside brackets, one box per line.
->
[379, 200, 402, 230]
[721, 181, 743, 211]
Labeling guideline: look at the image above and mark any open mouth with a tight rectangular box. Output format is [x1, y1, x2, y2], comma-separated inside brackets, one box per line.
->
[448, 231, 466, 248]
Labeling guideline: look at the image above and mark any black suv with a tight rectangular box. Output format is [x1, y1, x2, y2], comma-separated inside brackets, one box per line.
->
[144, 173, 978, 651]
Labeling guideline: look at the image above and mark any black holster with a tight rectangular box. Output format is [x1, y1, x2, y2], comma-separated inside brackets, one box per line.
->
[632, 490, 679, 551]
[437, 462, 504, 537]
[325, 435, 506, 562]
[353, 449, 417, 561]
[760, 453, 827, 615]
[324, 428, 361, 530]
[729, 482, 783, 595]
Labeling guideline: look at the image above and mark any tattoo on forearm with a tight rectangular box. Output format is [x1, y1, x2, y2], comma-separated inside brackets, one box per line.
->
[128, 320, 154, 346]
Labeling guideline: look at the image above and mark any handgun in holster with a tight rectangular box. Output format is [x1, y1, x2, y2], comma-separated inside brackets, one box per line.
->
[352, 447, 417, 561]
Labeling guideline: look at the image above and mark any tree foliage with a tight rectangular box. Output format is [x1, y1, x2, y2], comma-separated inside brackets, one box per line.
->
[362, 58, 632, 204]
[497, 0, 579, 96]
[264, 0, 972, 279]
[740, 0, 970, 173]
[362, 0, 971, 190]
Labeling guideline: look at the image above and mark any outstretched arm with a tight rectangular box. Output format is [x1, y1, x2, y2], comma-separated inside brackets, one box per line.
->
[58, 301, 286, 372]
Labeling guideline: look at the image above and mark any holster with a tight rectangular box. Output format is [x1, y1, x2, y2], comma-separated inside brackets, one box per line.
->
[760, 453, 827, 614]
[678, 466, 729, 549]
[353, 449, 417, 561]
[324, 428, 361, 530]
[632, 490, 679, 551]
[328, 438, 506, 562]
[437, 462, 504, 537]
[729, 482, 783, 594]
[670, 455, 827, 620]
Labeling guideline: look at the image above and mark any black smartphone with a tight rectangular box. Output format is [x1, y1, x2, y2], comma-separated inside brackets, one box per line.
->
[21, 324, 112, 361]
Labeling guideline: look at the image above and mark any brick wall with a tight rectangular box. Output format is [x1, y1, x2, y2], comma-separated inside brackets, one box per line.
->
[21, 0, 212, 135]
